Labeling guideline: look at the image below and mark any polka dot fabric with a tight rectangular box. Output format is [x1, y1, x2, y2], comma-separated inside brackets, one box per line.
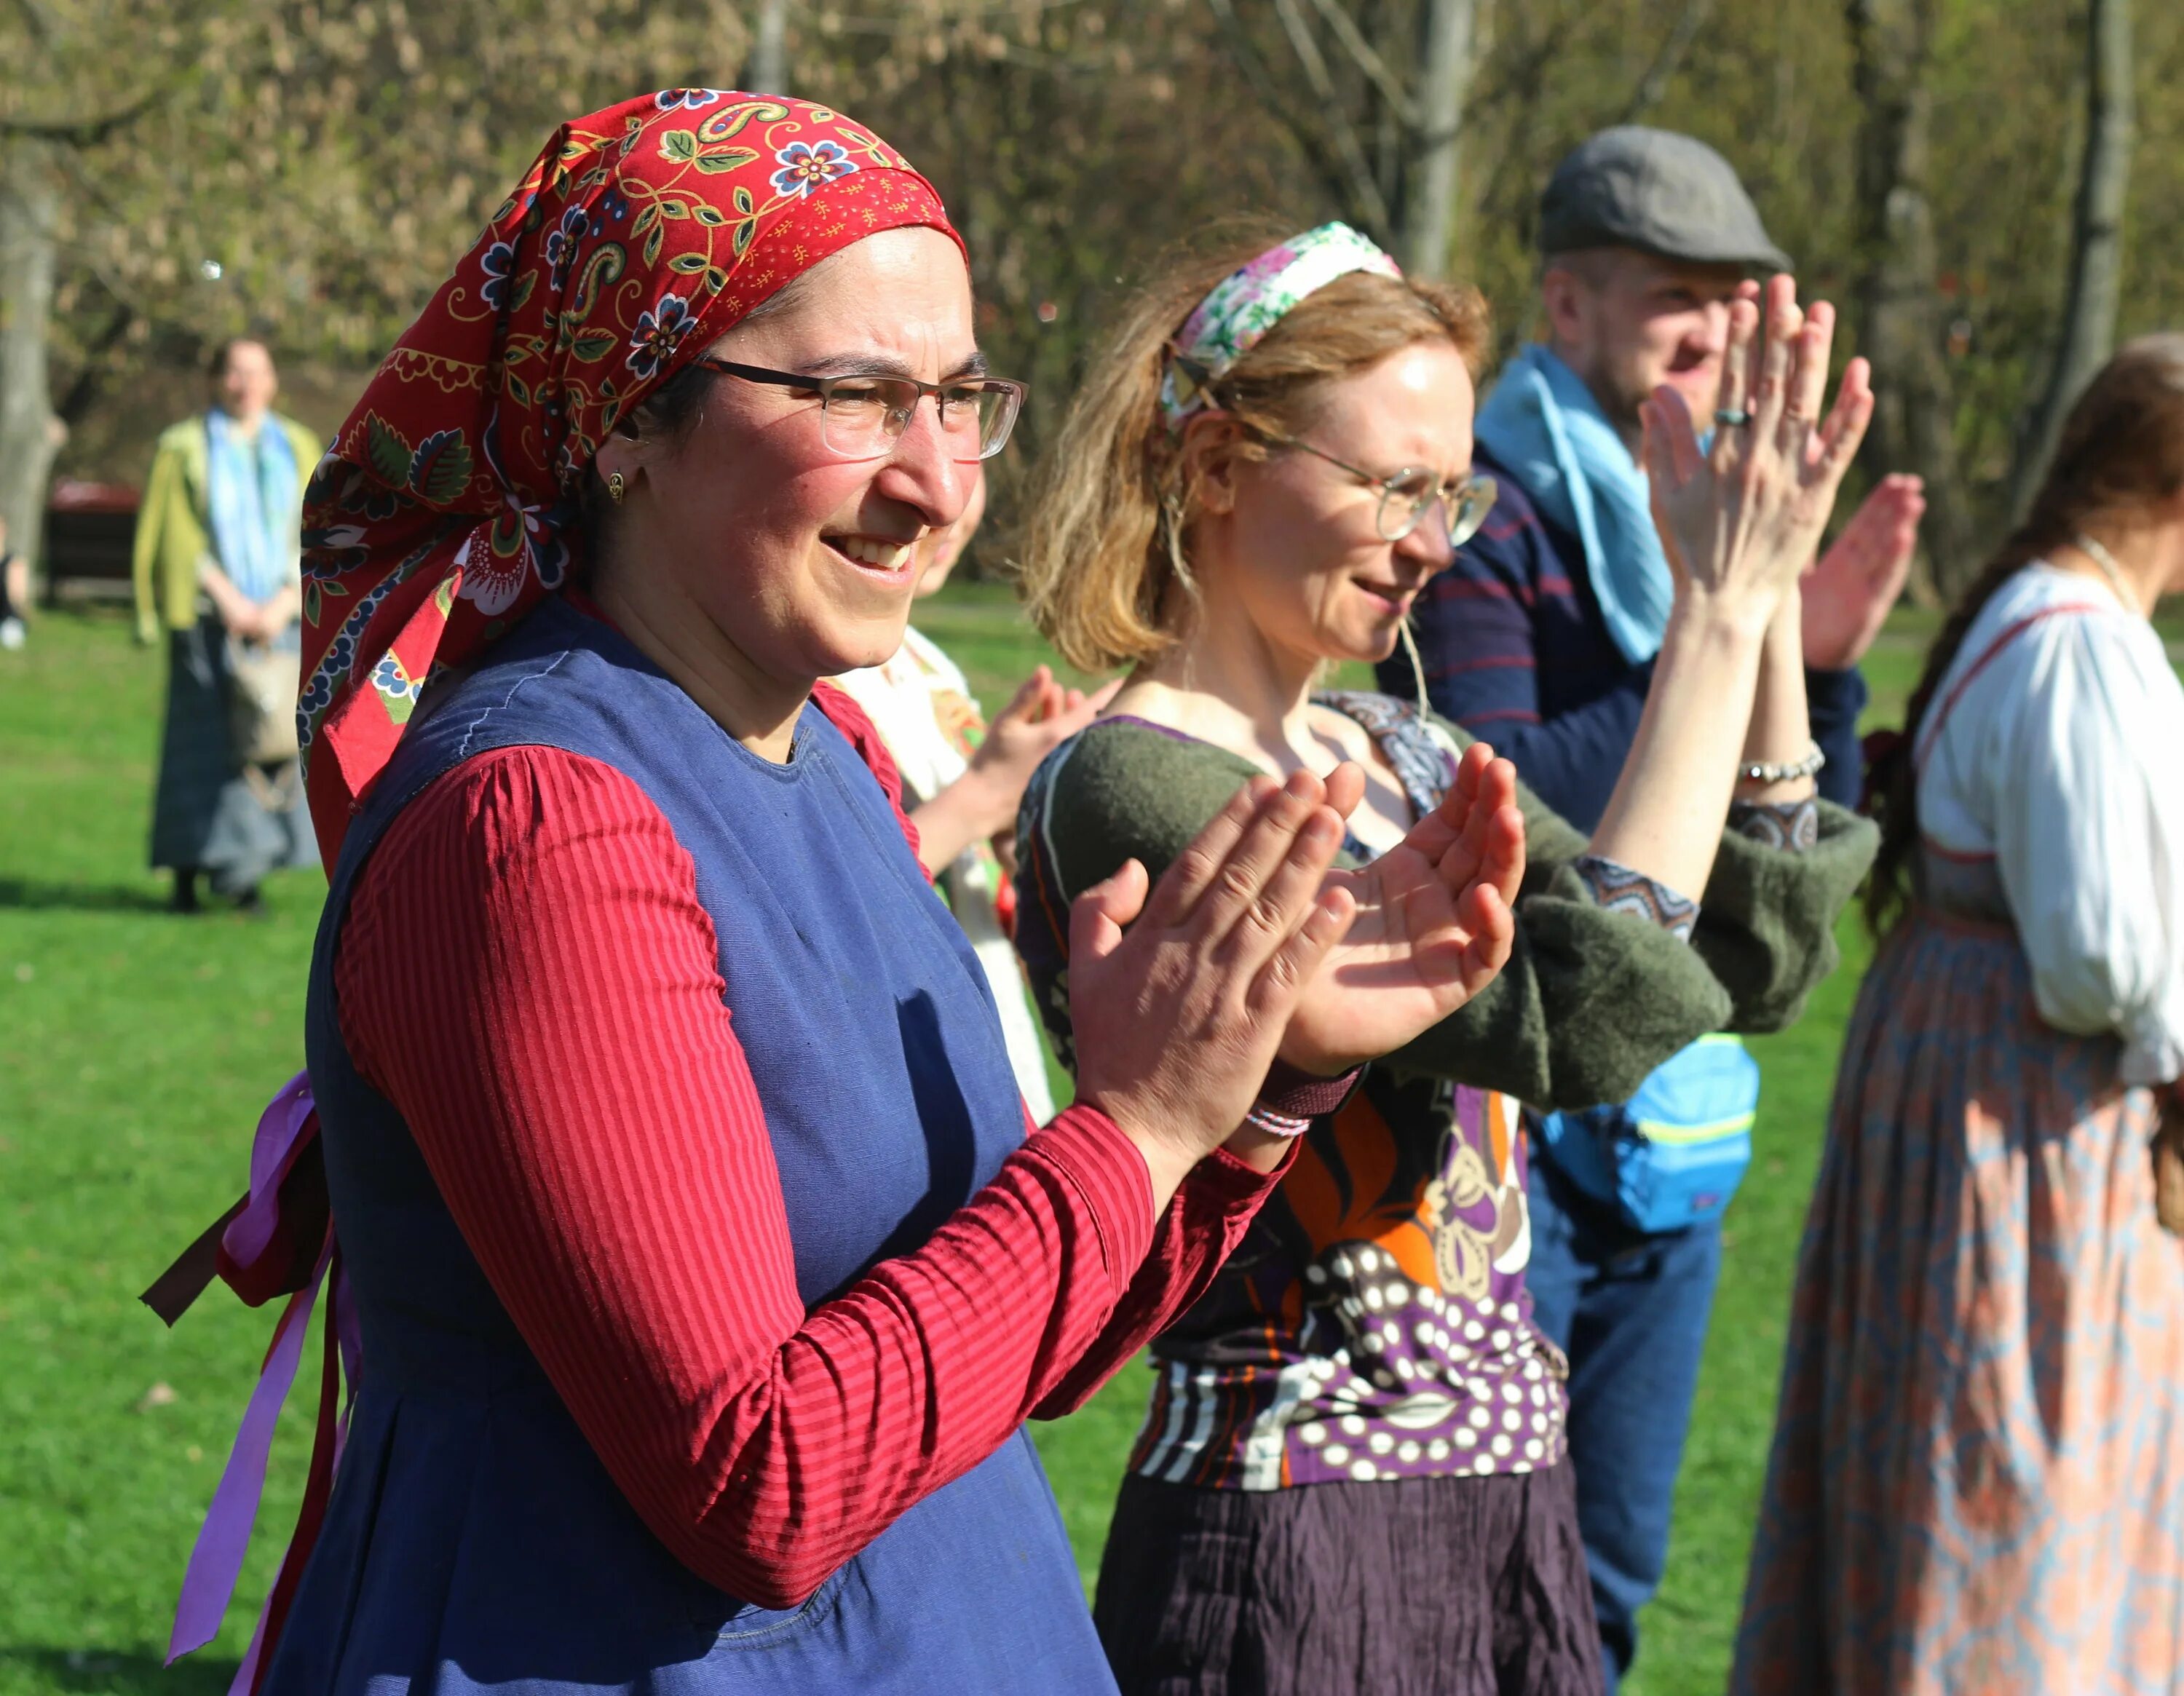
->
[1130, 1082, 1570, 1492]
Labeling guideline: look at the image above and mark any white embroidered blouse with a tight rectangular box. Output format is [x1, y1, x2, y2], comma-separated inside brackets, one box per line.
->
[1915, 563, 2184, 1085]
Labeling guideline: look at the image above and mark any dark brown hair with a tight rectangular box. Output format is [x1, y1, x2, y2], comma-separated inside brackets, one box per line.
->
[206, 336, 276, 379]
[577, 358, 715, 566]
[1864, 333, 2184, 932]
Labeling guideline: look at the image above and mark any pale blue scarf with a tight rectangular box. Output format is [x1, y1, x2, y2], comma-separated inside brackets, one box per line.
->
[1473, 343, 1673, 665]
[204, 408, 298, 606]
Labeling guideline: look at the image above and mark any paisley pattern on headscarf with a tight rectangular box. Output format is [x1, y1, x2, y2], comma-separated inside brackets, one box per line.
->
[296, 91, 962, 862]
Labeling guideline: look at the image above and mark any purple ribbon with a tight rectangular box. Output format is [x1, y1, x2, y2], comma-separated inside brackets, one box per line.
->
[165, 1238, 330, 1665]
[221, 1071, 319, 1273]
[221, 1255, 357, 1696]
[167, 1071, 354, 1677]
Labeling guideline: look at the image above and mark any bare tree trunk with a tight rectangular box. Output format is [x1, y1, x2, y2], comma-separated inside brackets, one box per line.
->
[747, 0, 790, 95]
[1396, 0, 1481, 279]
[0, 140, 60, 593]
[2014, 0, 2134, 503]
[1846, 0, 1975, 600]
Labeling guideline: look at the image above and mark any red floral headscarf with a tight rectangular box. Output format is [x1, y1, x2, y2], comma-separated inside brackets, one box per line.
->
[297, 92, 963, 863]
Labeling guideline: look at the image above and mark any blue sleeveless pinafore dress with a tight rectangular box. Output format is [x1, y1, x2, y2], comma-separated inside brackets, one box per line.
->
[268, 595, 1112, 1693]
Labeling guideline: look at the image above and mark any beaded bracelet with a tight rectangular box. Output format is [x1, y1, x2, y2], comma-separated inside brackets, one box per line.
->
[1241, 1060, 1364, 1138]
[1242, 1104, 1316, 1139]
[1738, 739, 1826, 786]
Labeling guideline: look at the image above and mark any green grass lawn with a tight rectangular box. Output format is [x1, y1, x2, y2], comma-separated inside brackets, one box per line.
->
[0, 590, 2053, 1693]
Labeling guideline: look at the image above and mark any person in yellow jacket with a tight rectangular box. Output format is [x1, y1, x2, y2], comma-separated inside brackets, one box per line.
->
[133, 338, 321, 912]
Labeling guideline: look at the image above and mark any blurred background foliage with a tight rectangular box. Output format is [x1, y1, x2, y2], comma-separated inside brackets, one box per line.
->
[7, 0, 2179, 595]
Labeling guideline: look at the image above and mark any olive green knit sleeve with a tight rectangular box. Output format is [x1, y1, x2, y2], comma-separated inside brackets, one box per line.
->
[1029, 724, 1265, 914]
[1024, 716, 1873, 1112]
[1430, 714, 1878, 1041]
[1024, 720, 1736, 1111]
[1379, 857, 1735, 1110]
[1689, 802, 1878, 1033]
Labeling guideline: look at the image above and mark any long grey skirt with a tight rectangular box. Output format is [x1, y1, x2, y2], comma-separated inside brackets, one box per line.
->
[149, 612, 317, 892]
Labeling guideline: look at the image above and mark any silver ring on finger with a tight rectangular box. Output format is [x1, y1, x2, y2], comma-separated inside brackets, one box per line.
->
[1714, 408, 1752, 427]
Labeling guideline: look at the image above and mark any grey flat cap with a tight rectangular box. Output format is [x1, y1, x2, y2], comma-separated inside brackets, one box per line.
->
[1540, 126, 1791, 272]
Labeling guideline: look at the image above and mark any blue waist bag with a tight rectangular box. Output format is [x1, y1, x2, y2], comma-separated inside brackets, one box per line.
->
[1533, 1034, 1760, 1235]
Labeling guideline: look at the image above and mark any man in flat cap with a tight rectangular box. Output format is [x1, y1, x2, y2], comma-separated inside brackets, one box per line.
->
[1380, 126, 1922, 1693]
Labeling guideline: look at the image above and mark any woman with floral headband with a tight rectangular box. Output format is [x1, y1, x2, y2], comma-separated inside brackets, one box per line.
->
[151, 98, 1540, 1696]
[1012, 226, 1880, 1692]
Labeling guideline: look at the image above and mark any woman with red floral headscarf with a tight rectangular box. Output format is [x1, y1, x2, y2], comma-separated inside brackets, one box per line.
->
[171, 92, 1527, 1694]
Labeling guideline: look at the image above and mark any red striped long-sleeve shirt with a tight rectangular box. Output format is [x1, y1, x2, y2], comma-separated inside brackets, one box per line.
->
[331, 702, 1287, 1610]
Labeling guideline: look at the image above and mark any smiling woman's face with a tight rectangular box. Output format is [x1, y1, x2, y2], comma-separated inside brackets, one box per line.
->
[612, 224, 981, 688]
[1214, 338, 1476, 667]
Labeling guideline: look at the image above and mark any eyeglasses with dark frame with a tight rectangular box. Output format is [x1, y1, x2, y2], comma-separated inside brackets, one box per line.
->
[1259, 429, 1497, 550]
[693, 357, 1026, 462]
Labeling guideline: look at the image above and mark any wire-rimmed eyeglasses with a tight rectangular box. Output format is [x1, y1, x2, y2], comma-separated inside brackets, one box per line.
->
[693, 357, 1026, 462]
[1262, 430, 1497, 549]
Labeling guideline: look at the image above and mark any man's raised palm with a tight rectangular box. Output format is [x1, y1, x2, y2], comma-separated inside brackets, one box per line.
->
[1803, 473, 1923, 670]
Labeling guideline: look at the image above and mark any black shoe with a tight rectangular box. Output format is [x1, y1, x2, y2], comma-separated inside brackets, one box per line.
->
[233, 884, 265, 916]
[171, 870, 201, 915]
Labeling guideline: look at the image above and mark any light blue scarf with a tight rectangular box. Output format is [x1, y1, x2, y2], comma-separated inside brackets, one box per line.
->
[1473, 343, 1672, 665]
[204, 408, 298, 606]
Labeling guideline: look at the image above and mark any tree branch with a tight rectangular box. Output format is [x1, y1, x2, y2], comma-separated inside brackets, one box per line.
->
[1302, 0, 1416, 127]
[744, 0, 788, 92]
[828, 0, 1096, 35]
[1267, 0, 1395, 237]
[1621, 0, 1714, 124]
[54, 297, 135, 426]
[1203, 0, 1363, 220]
[9, 0, 60, 47]
[2012, 0, 2134, 500]
[0, 86, 163, 146]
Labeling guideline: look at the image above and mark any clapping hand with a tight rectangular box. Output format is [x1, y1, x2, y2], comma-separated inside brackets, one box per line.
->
[1641, 274, 1876, 633]
[1803, 473, 1923, 670]
[1278, 742, 1525, 1076]
[1070, 769, 1356, 1206]
[968, 666, 1119, 818]
[918, 665, 1120, 873]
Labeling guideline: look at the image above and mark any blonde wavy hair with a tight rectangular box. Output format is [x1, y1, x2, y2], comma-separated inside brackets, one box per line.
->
[1017, 230, 1491, 675]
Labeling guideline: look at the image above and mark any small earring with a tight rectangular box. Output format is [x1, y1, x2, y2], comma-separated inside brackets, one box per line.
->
[606, 470, 628, 505]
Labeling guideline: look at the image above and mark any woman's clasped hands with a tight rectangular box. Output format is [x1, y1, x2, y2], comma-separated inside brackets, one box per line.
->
[1067, 768, 1355, 1208]
[1066, 748, 1527, 1208]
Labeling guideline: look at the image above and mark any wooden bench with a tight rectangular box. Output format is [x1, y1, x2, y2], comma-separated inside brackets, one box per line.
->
[42, 479, 141, 604]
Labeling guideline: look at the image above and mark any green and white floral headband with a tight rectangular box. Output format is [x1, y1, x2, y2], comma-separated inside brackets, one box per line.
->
[1159, 222, 1404, 432]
